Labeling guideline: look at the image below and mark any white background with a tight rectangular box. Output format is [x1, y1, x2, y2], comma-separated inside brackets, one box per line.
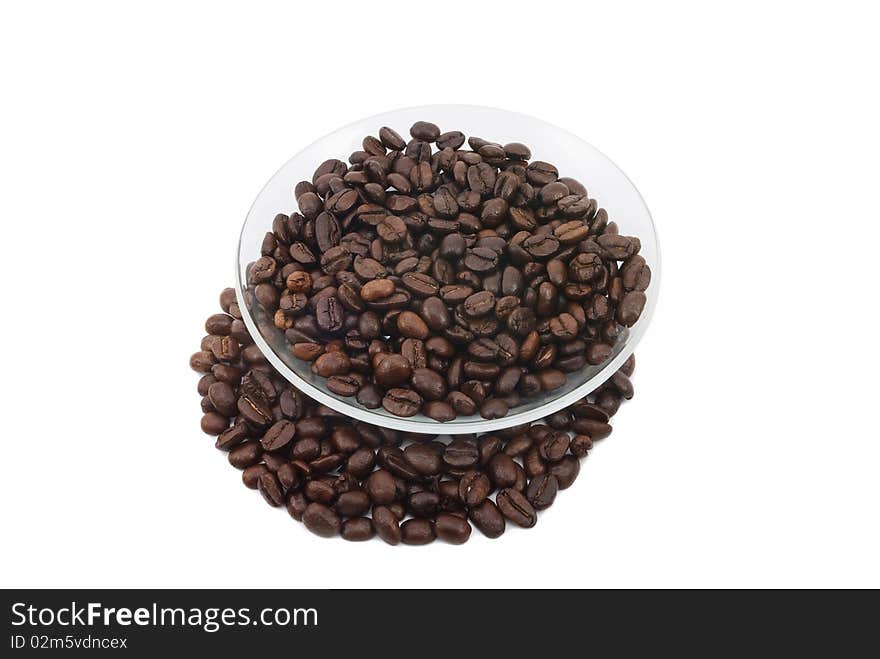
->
[1, 1, 878, 589]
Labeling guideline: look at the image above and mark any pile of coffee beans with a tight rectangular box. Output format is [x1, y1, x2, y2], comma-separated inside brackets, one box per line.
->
[191, 288, 635, 544]
[242, 121, 650, 420]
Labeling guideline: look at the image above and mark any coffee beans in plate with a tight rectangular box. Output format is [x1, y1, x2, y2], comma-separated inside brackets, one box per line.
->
[192, 288, 637, 544]
[243, 121, 651, 420]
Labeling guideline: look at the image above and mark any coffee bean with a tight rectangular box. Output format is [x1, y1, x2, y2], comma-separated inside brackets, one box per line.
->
[368, 506, 399, 545]
[360, 279, 395, 302]
[459, 470, 491, 506]
[435, 513, 472, 544]
[258, 471, 285, 507]
[410, 368, 447, 401]
[444, 438, 479, 469]
[496, 488, 537, 528]
[335, 490, 371, 517]
[488, 453, 518, 488]
[382, 388, 422, 417]
[401, 272, 440, 297]
[401, 518, 436, 545]
[525, 474, 559, 510]
[374, 354, 412, 386]
[365, 469, 396, 505]
[396, 311, 429, 340]
[302, 503, 341, 537]
[341, 517, 374, 541]
[403, 443, 443, 476]
[463, 247, 499, 272]
[617, 291, 647, 327]
[469, 500, 506, 538]
[261, 419, 297, 451]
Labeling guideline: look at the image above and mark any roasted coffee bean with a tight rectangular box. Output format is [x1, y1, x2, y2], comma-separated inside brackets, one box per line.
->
[571, 417, 613, 440]
[435, 513, 472, 544]
[403, 443, 443, 476]
[488, 453, 518, 488]
[261, 419, 296, 451]
[313, 351, 350, 377]
[525, 474, 559, 510]
[480, 398, 509, 419]
[335, 490, 371, 517]
[401, 518, 436, 545]
[371, 506, 401, 545]
[360, 278, 395, 302]
[469, 500, 506, 538]
[539, 431, 570, 463]
[459, 470, 491, 506]
[496, 488, 537, 528]
[463, 247, 499, 272]
[549, 455, 580, 489]
[382, 388, 422, 417]
[617, 291, 646, 327]
[341, 517, 374, 542]
[302, 503, 341, 537]
[401, 271, 440, 297]
[423, 400, 456, 421]
[463, 291, 496, 317]
[395, 310, 428, 340]
[408, 491, 440, 517]
[363, 469, 395, 505]
[410, 368, 447, 401]
[258, 471, 285, 507]
[446, 391, 477, 416]
[444, 438, 479, 469]
[374, 354, 412, 386]
[315, 296, 344, 333]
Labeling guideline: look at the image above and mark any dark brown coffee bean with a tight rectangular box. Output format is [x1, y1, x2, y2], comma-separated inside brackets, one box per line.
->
[258, 471, 285, 507]
[523, 233, 559, 258]
[371, 506, 401, 545]
[374, 354, 412, 386]
[360, 278, 395, 302]
[435, 513, 471, 544]
[617, 291, 647, 327]
[401, 518, 436, 545]
[397, 311, 429, 340]
[446, 391, 477, 416]
[381, 388, 422, 417]
[539, 431, 570, 462]
[549, 455, 580, 489]
[410, 368, 447, 401]
[365, 469, 396, 505]
[444, 438, 479, 469]
[261, 419, 297, 451]
[423, 400, 455, 421]
[525, 474, 559, 510]
[459, 470, 491, 506]
[463, 247, 498, 272]
[302, 503, 341, 537]
[480, 398, 509, 419]
[469, 500, 506, 538]
[341, 517, 374, 542]
[379, 126, 406, 150]
[403, 443, 443, 476]
[488, 453, 518, 488]
[570, 434, 593, 457]
[410, 120, 440, 141]
[313, 351, 351, 377]
[496, 488, 537, 528]
[401, 272, 440, 297]
[335, 490, 371, 517]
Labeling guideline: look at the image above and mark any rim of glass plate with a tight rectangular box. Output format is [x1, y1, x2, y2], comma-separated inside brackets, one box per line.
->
[235, 104, 661, 434]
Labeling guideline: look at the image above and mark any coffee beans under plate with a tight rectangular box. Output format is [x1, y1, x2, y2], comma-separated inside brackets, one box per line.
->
[192, 288, 635, 544]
